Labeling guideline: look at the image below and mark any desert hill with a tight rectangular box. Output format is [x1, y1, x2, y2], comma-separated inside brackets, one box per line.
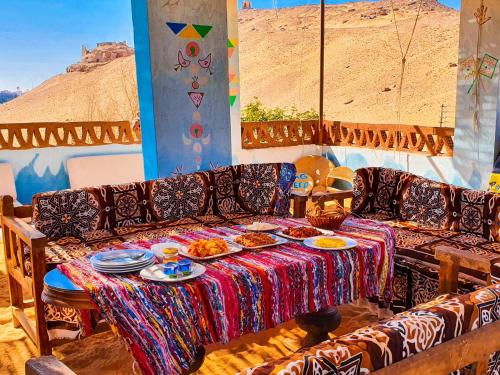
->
[0, 0, 459, 127]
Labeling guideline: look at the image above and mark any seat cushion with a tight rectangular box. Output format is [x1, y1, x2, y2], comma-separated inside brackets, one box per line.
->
[244, 284, 500, 375]
[391, 221, 500, 269]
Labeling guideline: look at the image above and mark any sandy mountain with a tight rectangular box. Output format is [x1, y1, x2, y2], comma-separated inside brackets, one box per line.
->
[0, 0, 459, 127]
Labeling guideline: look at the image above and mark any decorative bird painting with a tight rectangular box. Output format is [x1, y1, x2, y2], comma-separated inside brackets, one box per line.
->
[174, 50, 191, 71]
[198, 54, 213, 75]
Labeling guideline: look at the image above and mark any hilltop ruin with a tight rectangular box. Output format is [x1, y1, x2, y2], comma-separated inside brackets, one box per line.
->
[66, 42, 134, 73]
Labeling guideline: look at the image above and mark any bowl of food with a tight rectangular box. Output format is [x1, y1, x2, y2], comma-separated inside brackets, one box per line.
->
[151, 242, 182, 262]
[232, 232, 286, 249]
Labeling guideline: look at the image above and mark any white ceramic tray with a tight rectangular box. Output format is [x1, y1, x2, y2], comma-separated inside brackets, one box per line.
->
[303, 236, 358, 251]
[178, 245, 243, 261]
[227, 234, 288, 250]
[140, 263, 206, 282]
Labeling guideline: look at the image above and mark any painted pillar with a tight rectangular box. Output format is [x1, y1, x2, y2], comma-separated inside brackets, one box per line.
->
[132, 0, 232, 179]
[227, 0, 242, 163]
[453, 0, 500, 189]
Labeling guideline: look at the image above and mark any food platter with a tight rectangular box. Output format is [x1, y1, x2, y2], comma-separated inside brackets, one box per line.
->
[276, 226, 333, 241]
[227, 234, 288, 250]
[303, 236, 358, 251]
[178, 245, 243, 260]
[140, 263, 206, 282]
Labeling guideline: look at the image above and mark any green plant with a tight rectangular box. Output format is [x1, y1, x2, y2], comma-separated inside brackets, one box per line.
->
[241, 97, 319, 122]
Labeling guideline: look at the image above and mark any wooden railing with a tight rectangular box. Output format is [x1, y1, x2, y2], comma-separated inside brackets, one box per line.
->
[241, 120, 318, 149]
[241, 120, 455, 156]
[0, 121, 140, 150]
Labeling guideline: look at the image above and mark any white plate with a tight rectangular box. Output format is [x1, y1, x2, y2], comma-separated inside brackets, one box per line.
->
[140, 263, 206, 283]
[151, 242, 183, 261]
[178, 244, 243, 261]
[91, 250, 154, 267]
[93, 260, 155, 274]
[228, 234, 288, 250]
[303, 236, 358, 251]
[245, 222, 281, 232]
[277, 227, 333, 241]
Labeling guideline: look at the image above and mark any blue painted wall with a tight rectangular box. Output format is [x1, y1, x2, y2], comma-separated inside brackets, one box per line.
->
[0, 145, 142, 204]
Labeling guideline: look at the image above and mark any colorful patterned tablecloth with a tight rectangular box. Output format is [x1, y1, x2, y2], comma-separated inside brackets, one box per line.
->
[59, 217, 395, 374]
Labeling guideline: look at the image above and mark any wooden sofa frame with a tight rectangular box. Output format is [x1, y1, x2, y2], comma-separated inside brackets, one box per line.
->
[0, 193, 309, 356]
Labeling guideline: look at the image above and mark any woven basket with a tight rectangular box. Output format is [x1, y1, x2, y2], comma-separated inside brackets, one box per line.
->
[306, 203, 348, 230]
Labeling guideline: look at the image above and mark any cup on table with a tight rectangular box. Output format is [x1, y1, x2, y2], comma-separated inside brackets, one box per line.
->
[163, 262, 179, 278]
[178, 259, 193, 276]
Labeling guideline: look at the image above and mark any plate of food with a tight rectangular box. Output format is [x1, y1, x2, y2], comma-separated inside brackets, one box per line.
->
[303, 236, 358, 251]
[245, 222, 281, 232]
[277, 226, 332, 241]
[179, 238, 243, 260]
[229, 232, 287, 250]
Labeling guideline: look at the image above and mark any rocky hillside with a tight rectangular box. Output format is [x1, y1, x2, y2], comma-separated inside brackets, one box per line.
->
[0, 0, 459, 126]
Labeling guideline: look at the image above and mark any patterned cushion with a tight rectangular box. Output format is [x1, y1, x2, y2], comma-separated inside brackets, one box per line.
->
[448, 187, 500, 241]
[32, 163, 296, 240]
[32, 182, 155, 240]
[351, 167, 415, 217]
[32, 189, 102, 240]
[244, 284, 500, 375]
[237, 163, 296, 216]
[400, 177, 452, 230]
[150, 172, 210, 221]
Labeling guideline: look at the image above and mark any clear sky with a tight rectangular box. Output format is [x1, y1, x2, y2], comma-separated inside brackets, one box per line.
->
[0, 0, 460, 92]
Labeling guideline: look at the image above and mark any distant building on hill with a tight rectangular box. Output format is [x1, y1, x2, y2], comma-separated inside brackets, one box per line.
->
[242, 0, 252, 9]
[67, 41, 134, 73]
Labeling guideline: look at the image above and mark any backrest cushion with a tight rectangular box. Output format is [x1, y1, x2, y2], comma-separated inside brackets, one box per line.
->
[237, 163, 296, 216]
[150, 172, 210, 221]
[400, 177, 452, 230]
[33, 163, 296, 240]
[243, 283, 500, 375]
[449, 186, 500, 241]
[351, 167, 415, 217]
[32, 181, 153, 240]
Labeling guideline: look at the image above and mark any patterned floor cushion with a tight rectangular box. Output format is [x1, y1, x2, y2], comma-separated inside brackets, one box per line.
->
[244, 283, 500, 375]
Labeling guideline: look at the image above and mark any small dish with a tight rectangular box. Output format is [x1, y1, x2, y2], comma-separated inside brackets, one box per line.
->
[140, 263, 206, 283]
[151, 242, 183, 261]
[245, 222, 281, 232]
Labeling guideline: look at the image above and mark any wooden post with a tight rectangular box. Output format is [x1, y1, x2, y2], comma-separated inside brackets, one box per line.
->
[318, 0, 326, 146]
[1, 196, 23, 328]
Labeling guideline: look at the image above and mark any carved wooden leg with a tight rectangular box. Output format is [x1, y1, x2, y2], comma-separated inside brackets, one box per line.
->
[185, 346, 206, 374]
[296, 307, 342, 348]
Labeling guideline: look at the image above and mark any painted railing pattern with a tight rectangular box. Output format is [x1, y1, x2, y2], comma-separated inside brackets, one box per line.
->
[0, 121, 141, 150]
[241, 120, 454, 156]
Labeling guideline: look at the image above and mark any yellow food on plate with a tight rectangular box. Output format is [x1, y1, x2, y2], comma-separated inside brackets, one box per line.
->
[314, 237, 347, 249]
[187, 238, 229, 257]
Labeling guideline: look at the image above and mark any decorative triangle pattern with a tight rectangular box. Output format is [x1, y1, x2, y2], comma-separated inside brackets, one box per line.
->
[166, 22, 187, 35]
[179, 25, 201, 39]
[193, 24, 213, 38]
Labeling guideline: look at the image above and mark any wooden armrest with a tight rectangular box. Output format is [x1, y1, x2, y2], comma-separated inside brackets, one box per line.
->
[435, 245, 492, 293]
[26, 356, 76, 375]
[435, 246, 491, 274]
[2, 215, 46, 248]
